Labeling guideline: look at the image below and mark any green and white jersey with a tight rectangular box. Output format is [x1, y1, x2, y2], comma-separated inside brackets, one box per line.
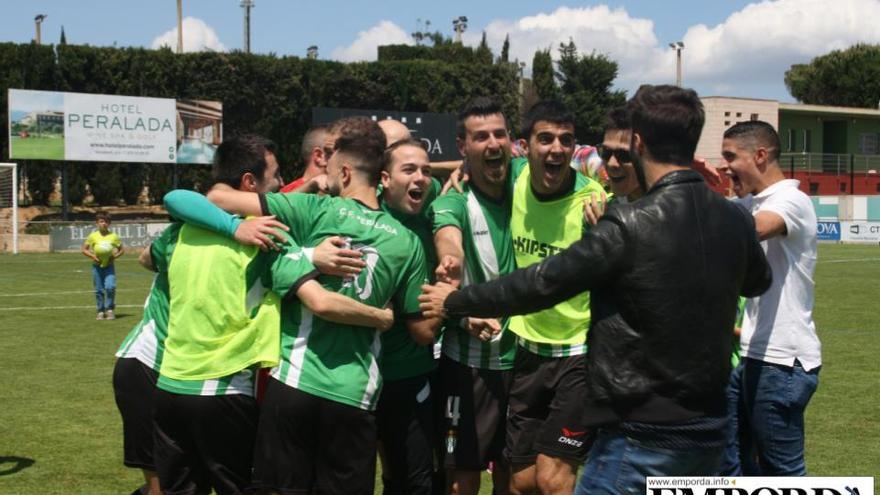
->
[509, 158, 606, 357]
[429, 184, 517, 370]
[115, 223, 182, 370]
[263, 192, 429, 410]
[156, 367, 258, 397]
[378, 198, 439, 382]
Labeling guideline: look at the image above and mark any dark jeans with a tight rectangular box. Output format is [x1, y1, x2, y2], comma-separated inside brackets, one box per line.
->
[722, 358, 819, 476]
[574, 429, 723, 495]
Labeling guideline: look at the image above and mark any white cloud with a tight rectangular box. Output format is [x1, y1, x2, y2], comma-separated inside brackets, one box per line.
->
[471, 0, 880, 99]
[330, 20, 413, 62]
[151, 17, 226, 53]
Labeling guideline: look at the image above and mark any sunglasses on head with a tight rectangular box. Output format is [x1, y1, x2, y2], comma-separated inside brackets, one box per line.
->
[598, 145, 632, 165]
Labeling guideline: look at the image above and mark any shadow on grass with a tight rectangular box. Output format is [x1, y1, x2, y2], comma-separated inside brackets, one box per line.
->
[0, 456, 36, 476]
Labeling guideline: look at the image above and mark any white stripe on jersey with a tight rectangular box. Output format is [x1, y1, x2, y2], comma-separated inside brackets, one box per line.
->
[465, 192, 500, 281]
[274, 306, 313, 387]
[202, 380, 219, 395]
[360, 331, 382, 409]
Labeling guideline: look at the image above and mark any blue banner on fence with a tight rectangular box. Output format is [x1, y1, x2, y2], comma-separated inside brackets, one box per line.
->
[816, 221, 841, 241]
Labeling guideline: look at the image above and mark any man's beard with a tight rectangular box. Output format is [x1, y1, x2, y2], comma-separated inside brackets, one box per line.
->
[629, 136, 648, 193]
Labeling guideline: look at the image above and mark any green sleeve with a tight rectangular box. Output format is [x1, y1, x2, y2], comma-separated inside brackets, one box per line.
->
[263, 192, 323, 244]
[149, 223, 182, 273]
[429, 192, 467, 234]
[266, 231, 319, 299]
[111, 233, 123, 248]
[163, 189, 242, 238]
[393, 238, 429, 317]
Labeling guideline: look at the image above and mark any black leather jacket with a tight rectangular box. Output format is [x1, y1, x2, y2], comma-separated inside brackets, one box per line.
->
[445, 170, 771, 426]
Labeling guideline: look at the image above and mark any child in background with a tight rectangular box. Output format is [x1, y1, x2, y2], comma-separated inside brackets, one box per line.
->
[82, 211, 124, 320]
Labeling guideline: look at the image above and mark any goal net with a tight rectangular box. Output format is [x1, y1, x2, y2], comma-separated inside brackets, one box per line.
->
[0, 163, 18, 254]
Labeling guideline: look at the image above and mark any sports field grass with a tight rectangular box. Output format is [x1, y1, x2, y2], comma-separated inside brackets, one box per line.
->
[0, 244, 877, 494]
[9, 135, 65, 160]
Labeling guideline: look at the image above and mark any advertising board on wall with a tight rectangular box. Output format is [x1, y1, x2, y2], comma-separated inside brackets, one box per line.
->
[840, 221, 880, 244]
[49, 222, 171, 252]
[8, 89, 222, 164]
[816, 221, 841, 241]
[313, 107, 457, 161]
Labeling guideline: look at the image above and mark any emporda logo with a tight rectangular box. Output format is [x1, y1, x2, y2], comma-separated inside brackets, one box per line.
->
[646, 477, 873, 495]
[649, 488, 859, 495]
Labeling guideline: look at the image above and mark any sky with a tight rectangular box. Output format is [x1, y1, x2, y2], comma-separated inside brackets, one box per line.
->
[4, 0, 880, 102]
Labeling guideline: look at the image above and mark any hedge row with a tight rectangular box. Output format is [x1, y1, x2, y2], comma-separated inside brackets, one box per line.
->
[1, 42, 519, 206]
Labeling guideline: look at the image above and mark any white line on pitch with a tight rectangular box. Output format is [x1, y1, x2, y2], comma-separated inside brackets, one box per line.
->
[822, 258, 880, 264]
[0, 304, 143, 311]
[0, 289, 141, 298]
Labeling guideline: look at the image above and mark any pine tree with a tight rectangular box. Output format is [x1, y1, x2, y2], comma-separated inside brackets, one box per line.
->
[531, 49, 559, 100]
[500, 34, 510, 63]
[475, 31, 493, 64]
[59, 26, 67, 45]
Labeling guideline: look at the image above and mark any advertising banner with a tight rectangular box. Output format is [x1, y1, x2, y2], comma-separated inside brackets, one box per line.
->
[8, 89, 222, 164]
[816, 221, 841, 241]
[841, 221, 880, 243]
[645, 476, 874, 495]
[313, 107, 457, 161]
[49, 222, 171, 252]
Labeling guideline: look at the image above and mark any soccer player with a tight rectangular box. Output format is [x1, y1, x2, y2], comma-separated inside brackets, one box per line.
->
[376, 137, 442, 495]
[153, 134, 395, 495]
[82, 211, 124, 320]
[429, 96, 516, 495]
[202, 118, 440, 495]
[281, 124, 330, 192]
[113, 222, 180, 495]
[504, 101, 607, 495]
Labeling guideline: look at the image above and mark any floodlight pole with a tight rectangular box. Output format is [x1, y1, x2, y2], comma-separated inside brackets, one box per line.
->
[241, 0, 254, 53]
[669, 41, 684, 87]
[34, 14, 47, 45]
[177, 0, 183, 54]
[452, 16, 468, 43]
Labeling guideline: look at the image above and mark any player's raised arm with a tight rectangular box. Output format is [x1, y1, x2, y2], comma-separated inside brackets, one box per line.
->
[205, 182, 263, 217]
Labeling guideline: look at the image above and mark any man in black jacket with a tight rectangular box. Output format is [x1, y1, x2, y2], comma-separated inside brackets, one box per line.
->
[420, 85, 772, 493]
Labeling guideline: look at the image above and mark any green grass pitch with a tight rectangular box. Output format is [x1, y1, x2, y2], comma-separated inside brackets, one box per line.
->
[0, 244, 877, 494]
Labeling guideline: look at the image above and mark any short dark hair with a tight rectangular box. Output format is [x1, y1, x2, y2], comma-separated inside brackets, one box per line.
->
[383, 138, 428, 170]
[95, 211, 111, 223]
[300, 124, 329, 164]
[333, 117, 387, 185]
[520, 100, 574, 139]
[457, 96, 505, 138]
[212, 134, 277, 188]
[604, 106, 631, 131]
[627, 85, 704, 165]
[723, 120, 781, 162]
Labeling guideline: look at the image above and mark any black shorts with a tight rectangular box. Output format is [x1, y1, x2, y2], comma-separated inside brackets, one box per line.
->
[439, 356, 512, 470]
[505, 347, 593, 465]
[112, 357, 158, 470]
[153, 389, 258, 495]
[251, 377, 377, 495]
[377, 373, 435, 495]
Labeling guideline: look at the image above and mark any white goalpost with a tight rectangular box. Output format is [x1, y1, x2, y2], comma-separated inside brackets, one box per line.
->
[0, 163, 18, 254]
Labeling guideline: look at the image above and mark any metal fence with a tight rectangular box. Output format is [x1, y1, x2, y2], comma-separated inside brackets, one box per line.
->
[780, 153, 880, 175]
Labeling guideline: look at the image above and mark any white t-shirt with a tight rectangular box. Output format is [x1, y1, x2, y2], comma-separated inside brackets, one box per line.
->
[738, 179, 821, 371]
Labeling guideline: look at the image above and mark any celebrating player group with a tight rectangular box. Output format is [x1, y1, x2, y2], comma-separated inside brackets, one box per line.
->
[113, 84, 819, 495]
